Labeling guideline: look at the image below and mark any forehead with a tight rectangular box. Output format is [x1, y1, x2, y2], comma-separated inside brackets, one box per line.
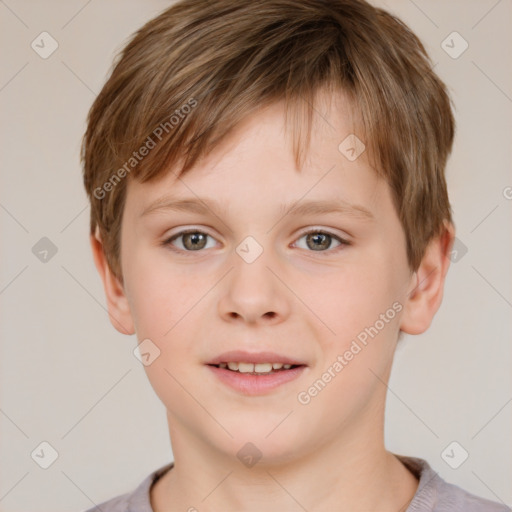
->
[125, 92, 386, 222]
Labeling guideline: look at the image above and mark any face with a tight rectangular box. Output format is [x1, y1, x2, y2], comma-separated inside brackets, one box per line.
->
[106, 91, 424, 464]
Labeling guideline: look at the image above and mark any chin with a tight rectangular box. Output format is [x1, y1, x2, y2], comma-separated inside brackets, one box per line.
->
[209, 417, 308, 467]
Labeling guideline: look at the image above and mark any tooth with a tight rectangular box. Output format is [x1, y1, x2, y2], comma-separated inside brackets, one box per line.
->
[227, 362, 239, 371]
[218, 363, 227, 369]
[238, 362, 255, 373]
[283, 364, 291, 369]
[272, 363, 283, 370]
[254, 363, 272, 373]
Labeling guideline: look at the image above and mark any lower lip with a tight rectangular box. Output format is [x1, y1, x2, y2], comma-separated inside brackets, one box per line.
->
[206, 365, 306, 395]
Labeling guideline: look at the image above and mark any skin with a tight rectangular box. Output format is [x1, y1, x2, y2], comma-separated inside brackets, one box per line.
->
[91, 89, 454, 511]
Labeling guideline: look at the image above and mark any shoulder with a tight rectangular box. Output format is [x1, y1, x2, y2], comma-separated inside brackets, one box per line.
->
[82, 462, 174, 512]
[84, 492, 130, 512]
[434, 477, 510, 512]
[396, 455, 510, 512]
[439, 481, 510, 512]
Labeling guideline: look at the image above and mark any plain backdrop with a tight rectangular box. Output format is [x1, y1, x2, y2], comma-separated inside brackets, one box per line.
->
[0, 1, 511, 510]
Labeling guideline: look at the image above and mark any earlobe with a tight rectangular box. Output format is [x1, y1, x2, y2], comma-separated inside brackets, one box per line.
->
[90, 228, 135, 336]
[399, 221, 455, 335]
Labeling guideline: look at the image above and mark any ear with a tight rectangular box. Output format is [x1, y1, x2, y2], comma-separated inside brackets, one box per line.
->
[400, 220, 455, 335]
[90, 226, 135, 336]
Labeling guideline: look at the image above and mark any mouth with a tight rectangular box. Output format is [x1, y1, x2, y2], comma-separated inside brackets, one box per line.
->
[205, 351, 308, 395]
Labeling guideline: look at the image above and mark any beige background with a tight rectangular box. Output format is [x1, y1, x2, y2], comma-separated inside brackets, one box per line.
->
[0, 1, 511, 510]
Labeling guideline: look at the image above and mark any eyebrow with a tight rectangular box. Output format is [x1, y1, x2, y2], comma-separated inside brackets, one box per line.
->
[140, 196, 375, 221]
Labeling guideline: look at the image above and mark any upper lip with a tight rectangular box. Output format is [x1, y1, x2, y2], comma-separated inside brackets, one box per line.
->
[206, 350, 307, 366]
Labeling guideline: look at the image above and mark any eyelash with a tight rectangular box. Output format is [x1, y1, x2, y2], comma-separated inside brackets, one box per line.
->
[162, 228, 350, 256]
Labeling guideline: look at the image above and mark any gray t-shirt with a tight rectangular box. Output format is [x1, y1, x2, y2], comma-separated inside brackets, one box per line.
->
[84, 455, 510, 511]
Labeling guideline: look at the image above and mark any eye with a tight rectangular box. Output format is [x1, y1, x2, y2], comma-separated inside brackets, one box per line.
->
[163, 228, 350, 255]
[164, 229, 217, 252]
[293, 229, 349, 253]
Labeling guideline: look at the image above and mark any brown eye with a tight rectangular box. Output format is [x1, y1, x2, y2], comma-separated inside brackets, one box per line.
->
[182, 232, 208, 250]
[294, 230, 348, 253]
[305, 232, 332, 251]
[166, 230, 215, 252]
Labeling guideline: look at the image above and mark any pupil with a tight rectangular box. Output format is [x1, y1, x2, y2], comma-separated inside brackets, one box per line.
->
[308, 233, 329, 251]
[185, 232, 206, 250]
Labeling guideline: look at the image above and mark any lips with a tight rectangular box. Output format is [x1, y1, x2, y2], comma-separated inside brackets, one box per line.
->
[205, 350, 307, 367]
[205, 350, 308, 395]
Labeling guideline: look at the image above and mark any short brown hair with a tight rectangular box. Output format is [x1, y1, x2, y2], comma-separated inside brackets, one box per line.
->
[82, 0, 455, 282]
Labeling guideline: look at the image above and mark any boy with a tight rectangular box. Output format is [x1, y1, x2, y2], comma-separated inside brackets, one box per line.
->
[81, 0, 509, 510]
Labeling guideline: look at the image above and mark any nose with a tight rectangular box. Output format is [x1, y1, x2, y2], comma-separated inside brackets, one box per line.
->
[217, 249, 291, 326]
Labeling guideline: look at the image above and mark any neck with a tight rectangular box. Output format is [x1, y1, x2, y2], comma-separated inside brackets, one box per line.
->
[151, 405, 418, 511]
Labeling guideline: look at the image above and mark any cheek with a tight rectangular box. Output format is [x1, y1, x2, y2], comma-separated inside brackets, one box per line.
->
[127, 263, 204, 422]
[295, 270, 400, 427]
[302, 258, 403, 405]
[124, 249, 204, 335]
[309, 261, 400, 340]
